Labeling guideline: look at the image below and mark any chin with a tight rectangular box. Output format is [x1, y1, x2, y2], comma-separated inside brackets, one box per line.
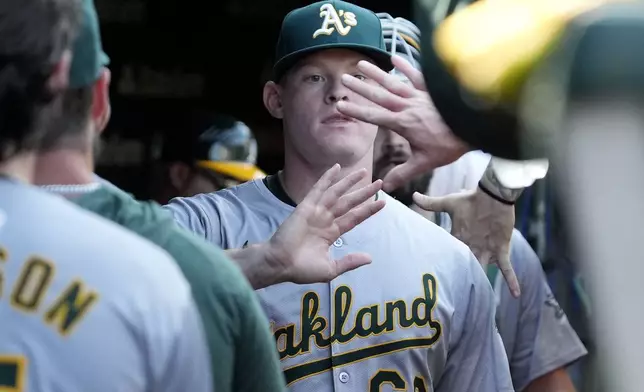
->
[322, 138, 372, 161]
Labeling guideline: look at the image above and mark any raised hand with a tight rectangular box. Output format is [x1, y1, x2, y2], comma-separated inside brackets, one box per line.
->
[337, 55, 469, 192]
[413, 189, 520, 297]
[266, 164, 386, 284]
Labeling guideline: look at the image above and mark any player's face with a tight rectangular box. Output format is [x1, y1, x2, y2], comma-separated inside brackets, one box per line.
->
[374, 126, 432, 205]
[276, 49, 380, 166]
[374, 126, 412, 181]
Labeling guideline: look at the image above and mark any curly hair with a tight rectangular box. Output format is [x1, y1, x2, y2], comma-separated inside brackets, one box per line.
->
[0, 0, 80, 162]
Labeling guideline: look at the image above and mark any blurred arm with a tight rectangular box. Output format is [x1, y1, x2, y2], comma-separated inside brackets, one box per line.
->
[523, 368, 577, 392]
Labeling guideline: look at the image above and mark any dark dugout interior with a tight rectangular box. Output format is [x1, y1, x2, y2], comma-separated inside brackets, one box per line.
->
[95, 0, 411, 199]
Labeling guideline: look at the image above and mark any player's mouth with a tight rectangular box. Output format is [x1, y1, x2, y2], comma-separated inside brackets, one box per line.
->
[322, 113, 355, 124]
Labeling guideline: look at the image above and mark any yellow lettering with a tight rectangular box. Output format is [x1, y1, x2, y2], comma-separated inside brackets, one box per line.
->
[44, 280, 99, 336]
[10, 257, 54, 312]
[0, 247, 7, 299]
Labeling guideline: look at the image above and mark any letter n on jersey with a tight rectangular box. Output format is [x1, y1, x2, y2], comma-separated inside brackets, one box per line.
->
[271, 274, 442, 386]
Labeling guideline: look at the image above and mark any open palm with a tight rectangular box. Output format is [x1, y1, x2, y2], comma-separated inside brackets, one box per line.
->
[413, 189, 520, 297]
[268, 164, 385, 284]
[337, 55, 469, 192]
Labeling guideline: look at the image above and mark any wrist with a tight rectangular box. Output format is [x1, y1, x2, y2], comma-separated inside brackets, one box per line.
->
[479, 160, 526, 204]
[261, 240, 291, 286]
[226, 242, 288, 290]
[477, 181, 517, 205]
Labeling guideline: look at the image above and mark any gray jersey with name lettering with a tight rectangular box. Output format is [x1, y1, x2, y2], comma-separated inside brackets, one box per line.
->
[441, 215, 587, 390]
[164, 179, 513, 392]
[0, 180, 212, 392]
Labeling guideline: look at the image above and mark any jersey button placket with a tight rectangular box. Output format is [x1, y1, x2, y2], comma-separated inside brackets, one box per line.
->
[330, 237, 348, 391]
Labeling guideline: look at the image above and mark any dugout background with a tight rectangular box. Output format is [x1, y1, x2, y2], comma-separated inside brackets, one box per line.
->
[93, 0, 412, 199]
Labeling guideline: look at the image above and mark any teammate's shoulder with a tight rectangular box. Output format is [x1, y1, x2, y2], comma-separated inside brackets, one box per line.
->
[380, 192, 467, 242]
[7, 184, 184, 281]
[170, 179, 281, 216]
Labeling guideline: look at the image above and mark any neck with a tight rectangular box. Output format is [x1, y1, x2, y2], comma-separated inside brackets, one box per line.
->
[0, 153, 37, 184]
[33, 148, 95, 186]
[281, 148, 374, 204]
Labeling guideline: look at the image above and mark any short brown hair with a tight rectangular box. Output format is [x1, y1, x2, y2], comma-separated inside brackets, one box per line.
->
[0, 0, 80, 161]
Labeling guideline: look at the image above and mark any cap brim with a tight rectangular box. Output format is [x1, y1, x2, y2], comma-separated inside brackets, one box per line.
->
[197, 161, 266, 182]
[273, 43, 393, 81]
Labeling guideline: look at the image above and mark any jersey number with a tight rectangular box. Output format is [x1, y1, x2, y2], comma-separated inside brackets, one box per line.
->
[0, 355, 26, 392]
[369, 369, 428, 392]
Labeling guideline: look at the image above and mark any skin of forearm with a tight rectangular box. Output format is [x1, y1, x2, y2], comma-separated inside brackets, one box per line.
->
[523, 368, 577, 392]
[225, 243, 287, 290]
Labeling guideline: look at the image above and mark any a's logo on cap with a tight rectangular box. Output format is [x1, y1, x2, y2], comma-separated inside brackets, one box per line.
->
[313, 3, 357, 39]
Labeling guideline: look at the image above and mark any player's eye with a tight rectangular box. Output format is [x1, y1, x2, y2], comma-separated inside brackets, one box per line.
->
[353, 74, 367, 81]
[305, 74, 324, 83]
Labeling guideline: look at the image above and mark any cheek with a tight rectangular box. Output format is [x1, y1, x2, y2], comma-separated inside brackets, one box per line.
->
[283, 92, 323, 126]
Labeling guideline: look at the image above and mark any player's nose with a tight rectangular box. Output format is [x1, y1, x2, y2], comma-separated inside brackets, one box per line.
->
[326, 77, 350, 104]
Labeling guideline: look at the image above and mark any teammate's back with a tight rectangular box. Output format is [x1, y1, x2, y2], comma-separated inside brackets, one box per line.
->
[0, 180, 212, 392]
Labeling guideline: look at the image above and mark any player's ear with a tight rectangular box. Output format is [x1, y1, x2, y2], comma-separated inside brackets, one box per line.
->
[91, 67, 111, 135]
[168, 162, 192, 191]
[46, 49, 72, 94]
[263, 81, 283, 119]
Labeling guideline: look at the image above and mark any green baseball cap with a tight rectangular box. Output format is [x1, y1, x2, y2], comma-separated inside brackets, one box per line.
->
[273, 0, 393, 81]
[69, 0, 110, 88]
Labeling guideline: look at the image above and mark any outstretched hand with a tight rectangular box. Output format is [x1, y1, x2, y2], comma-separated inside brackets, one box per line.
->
[337, 55, 470, 192]
[412, 189, 520, 297]
[266, 164, 386, 284]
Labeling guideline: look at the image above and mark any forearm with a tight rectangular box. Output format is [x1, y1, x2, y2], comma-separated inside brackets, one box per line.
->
[226, 243, 286, 290]
[523, 368, 577, 392]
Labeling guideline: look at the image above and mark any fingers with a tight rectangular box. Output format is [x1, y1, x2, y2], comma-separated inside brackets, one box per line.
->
[320, 168, 368, 209]
[333, 252, 372, 277]
[412, 192, 455, 214]
[381, 156, 433, 192]
[333, 179, 383, 217]
[391, 55, 427, 92]
[304, 163, 341, 204]
[335, 199, 386, 234]
[336, 101, 399, 130]
[341, 74, 408, 112]
[498, 252, 521, 297]
[356, 60, 418, 98]
[477, 250, 492, 268]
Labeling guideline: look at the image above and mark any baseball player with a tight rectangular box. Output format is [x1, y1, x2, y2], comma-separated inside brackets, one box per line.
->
[375, 15, 588, 391]
[151, 113, 266, 204]
[164, 1, 513, 391]
[34, 1, 388, 391]
[0, 0, 212, 391]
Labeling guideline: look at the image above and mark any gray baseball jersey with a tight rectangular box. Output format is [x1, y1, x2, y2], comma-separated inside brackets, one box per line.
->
[0, 179, 212, 392]
[164, 177, 514, 392]
[441, 215, 587, 390]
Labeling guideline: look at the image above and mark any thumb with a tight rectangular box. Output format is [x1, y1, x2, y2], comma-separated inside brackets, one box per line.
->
[334, 252, 372, 277]
[412, 192, 454, 213]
